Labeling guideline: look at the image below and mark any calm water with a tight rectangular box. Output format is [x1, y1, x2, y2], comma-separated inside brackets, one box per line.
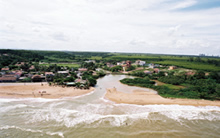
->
[0, 75, 220, 138]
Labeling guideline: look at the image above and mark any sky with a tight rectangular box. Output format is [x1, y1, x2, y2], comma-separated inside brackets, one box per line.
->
[0, 0, 220, 55]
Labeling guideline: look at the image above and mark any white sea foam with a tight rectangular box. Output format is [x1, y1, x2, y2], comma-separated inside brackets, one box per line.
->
[25, 102, 220, 128]
[46, 131, 64, 138]
[99, 97, 114, 103]
[0, 104, 28, 113]
[0, 98, 61, 103]
[114, 104, 220, 121]
[2, 98, 220, 128]
[0, 125, 43, 133]
[26, 106, 150, 127]
[63, 90, 95, 100]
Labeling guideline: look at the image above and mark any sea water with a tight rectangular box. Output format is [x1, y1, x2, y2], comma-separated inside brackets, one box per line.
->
[0, 75, 220, 138]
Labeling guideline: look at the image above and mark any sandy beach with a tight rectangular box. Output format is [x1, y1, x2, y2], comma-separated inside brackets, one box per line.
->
[105, 88, 220, 106]
[0, 83, 94, 99]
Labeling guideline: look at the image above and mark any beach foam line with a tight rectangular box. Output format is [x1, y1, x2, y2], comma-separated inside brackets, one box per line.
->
[100, 97, 115, 103]
[62, 90, 95, 99]
[26, 103, 220, 128]
[0, 125, 43, 133]
[0, 97, 62, 103]
[46, 131, 64, 138]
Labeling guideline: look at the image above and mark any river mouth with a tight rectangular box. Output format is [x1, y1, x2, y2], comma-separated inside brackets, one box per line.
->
[1, 75, 220, 138]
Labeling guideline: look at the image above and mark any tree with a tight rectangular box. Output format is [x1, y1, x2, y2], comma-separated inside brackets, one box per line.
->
[195, 71, 205, 79]
[110, 66, 122, 72]
[88, 77, 97, 86]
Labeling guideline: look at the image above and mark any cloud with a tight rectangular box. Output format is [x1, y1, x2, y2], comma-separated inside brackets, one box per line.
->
[0, 0, 219, 55]
[50, 32, 69, 41]
[171, 0, 197, 10]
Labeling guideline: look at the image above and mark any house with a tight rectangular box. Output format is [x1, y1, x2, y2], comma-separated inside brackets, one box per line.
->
[169, 66, 177, 70]
[31, 75, 45, 82]
[66, 82, 76, 86]
[106, 63, 115, 68]
[135, 60, 146, 66]
[92, 71, 97, 76]
[185, 72, 195, 76]
[85, 60, 96, 63]
[144, 70, 152, 74]
[57, 70, 69, 76]
[15, 62, 25, 66]
[29, 65, 35, 70]
[78, 68, 88, 72]
[148, 63, 155, 68]
[10, 70, 23, 78]
[1, 67, 10, 72]
[45, 72, 54, 76]
[19, 77, 27, 81]
[153, 68, 160, 73]
[45, 72, 54, 81]
[0, 74, 17, 82]
[117, 62, 122, 66]
[126, 61, 131, 68]
[75, 79, 87, 84]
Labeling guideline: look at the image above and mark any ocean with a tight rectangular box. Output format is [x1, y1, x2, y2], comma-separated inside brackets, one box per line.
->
[0, 75, 220, 138]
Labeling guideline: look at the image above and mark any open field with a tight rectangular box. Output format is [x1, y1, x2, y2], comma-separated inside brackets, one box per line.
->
[89, 56, 103, 60]
[155, 61, 220, 72]
[39, 63, 80, 68]
[103, 54, 220, 72]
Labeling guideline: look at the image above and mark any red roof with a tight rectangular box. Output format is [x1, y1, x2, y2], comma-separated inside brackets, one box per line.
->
[0, 75, 17, 81]
[78, 68, 88, 71]
[45, 72, 54, 75]
[1, 68, 9, 71]
[29, 65, 35, 70]
[31, 75, 42, 79]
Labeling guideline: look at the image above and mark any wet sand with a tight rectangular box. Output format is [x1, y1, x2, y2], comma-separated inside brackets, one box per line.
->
[105, 88, 220, 106]
[0, 83, 94, 99]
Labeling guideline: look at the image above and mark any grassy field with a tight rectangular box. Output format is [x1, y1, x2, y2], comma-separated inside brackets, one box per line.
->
[155, 61, 220, 72]
[89, 56, 103, 60]
[40, 63, 80, 68]
[154, 80, 184, 90]
[104, 54, 220, 71]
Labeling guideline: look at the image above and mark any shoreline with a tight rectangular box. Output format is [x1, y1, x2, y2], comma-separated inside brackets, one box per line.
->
[105, 88, 220, 106]
[0, 83, 94, 99]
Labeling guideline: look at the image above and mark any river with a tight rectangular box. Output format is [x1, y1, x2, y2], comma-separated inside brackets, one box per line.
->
[0, 75, 220, 138]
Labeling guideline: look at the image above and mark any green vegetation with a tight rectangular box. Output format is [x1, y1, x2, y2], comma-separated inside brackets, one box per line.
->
[1, 49, 220, 100]
[104, 65, 123, 72]
[1, 49, 219, 72]
[155, 61, 220, 72]
[40, 63, 80, 68]
[120, 71, 220, 100]
[104, 53, 220, 72]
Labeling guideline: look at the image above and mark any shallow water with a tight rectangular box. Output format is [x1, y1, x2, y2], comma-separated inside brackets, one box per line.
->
[0, 75, 220, 138]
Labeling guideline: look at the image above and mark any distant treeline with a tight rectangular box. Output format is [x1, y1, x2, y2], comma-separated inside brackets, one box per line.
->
[0, 49, 111, 68]
[0, 49, 44, 68]
[1, 49, 220, 72]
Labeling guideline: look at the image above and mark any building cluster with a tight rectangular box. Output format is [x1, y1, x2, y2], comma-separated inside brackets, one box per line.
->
[0, 65, 89, 84]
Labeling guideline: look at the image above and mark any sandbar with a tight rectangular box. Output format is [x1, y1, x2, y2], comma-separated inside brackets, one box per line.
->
[105, 88, 220, 106]
[0, 83, 94, 99]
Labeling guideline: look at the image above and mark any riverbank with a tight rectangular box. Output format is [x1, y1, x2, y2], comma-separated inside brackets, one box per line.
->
[105, 88, 220, 106]
[0, 83, 94, 99]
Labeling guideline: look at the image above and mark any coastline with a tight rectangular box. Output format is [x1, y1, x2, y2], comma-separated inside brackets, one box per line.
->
[0, 83, 94, 99]
[105, 88, 220, 106]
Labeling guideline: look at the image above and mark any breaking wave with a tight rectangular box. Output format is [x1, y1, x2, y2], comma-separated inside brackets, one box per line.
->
[25, 102, 220, 128]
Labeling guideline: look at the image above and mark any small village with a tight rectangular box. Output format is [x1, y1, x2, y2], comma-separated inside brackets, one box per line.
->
[0, 58, 199, 89]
